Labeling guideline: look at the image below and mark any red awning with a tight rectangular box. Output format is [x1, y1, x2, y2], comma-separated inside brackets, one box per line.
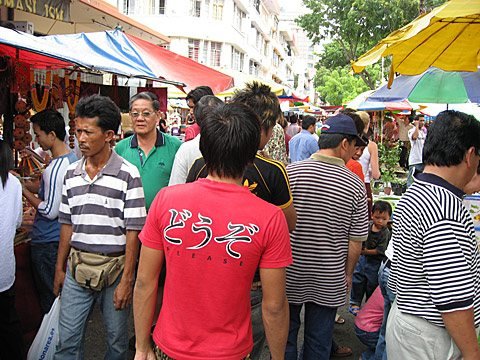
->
[127, 34, 234, 94]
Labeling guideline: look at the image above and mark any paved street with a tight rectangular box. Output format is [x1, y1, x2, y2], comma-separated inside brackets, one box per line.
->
[84, 302, 366, 360]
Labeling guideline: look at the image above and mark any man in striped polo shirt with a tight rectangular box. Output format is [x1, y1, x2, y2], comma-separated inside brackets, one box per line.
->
[53, 95, 147, 359]
[387, 111, 480, 359]
[285, 113, 369, 359]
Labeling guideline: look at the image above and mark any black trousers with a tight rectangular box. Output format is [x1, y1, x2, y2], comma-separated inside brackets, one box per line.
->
[0, 285, 24, 360]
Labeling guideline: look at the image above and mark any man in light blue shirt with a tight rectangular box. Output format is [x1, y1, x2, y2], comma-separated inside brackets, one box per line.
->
[289, 116, 319, 162]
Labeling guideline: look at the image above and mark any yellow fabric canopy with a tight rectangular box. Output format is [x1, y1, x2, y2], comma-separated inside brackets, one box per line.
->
[352, 0, 480, 78]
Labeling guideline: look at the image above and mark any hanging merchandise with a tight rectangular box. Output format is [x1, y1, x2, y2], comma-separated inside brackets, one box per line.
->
[30, 70, 51, 112]
[65, 72, 81, 149]
[12, 97, 33, 152]
[51, 74, 64, 110]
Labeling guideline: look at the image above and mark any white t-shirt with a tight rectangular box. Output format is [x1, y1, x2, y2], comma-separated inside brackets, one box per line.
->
[0, 174, 23, 292]
[408, 127, 426, 166]
[168, 135, 202, 185]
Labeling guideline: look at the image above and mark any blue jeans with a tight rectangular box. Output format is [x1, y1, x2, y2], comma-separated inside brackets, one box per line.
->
[374, 262, 396, 360]
[355, 325, 380, 360]
[31, 241, 59, 314]
[350, 256, 382, 307]
[250, 288, 265, 359]
[285, 302, 337, 360]
[54, 268, 129, 360]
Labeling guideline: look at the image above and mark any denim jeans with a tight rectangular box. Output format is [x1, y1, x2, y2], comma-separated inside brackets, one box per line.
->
[350, 255, 382, 307]
[31, 241, 59, 314]
[0, 285, 24, 360]
[285, 302, 337, 360]
[374, 261, 396, 360]
[355, 325, 380, 360]
[250, 288, 265, 359]
[54, 268, 129, 360]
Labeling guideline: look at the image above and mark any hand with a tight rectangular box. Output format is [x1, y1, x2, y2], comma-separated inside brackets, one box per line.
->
[345, 273, 353, 292]
[134, 348, 156, 360]
[53, 269, 66, 296]
[414, 120, 420, 127]
[113, 279, 133, 310]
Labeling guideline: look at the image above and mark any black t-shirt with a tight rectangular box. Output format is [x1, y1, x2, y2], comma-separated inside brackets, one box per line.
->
[186, 154, 292, 208]
[365, 225, 391, 261]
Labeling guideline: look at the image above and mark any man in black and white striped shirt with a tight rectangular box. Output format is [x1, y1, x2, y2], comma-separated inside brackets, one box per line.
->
[285, 113, 369, 359]
[387, 110, 480, 360]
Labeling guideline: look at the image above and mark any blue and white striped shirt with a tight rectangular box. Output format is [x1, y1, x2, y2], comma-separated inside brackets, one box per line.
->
[388, 173, 480, 327]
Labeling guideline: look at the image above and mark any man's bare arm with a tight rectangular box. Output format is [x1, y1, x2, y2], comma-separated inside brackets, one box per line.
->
[282, 203, 297, 232]
[260, 267, 289, 360]
[442, 308, 480, 360]
[345, 240, 362, 290]
[53, 223, 73, 296]
[133, 246, 164, 355]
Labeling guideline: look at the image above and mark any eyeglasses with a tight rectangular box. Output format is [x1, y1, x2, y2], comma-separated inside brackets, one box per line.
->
[130, 111, 154, 119]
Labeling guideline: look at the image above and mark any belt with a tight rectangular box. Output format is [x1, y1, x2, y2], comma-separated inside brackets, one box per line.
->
[384, 259, 392, 269]
[153, 344, 251, 360]
[72, 247, 125, 257]
[251, 281, 262, 291]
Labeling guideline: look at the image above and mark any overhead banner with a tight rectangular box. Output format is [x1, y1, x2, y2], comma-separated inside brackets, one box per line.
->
[1, 0, 71, 22]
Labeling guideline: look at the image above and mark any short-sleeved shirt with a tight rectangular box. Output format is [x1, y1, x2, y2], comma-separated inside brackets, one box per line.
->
[365, 225, 390, 261]
[408, 127, 426, 166]
[58, 151, 147, 254]
[288, 130, 319, 162]
[346, 159, 365, 182]
[115, 130, 181, 210]
[140, 179, 292, 359]
[286, 153, 369, 307]
[31, 151, 77, 243]
[168, 135, 201, 186]
[186, 154, 292, 209]
[263, 123, 288, 165]
[388, 173, 480, 328]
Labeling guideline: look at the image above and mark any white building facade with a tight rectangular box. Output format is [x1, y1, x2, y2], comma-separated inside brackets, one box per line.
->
[114, 0, 299, 92]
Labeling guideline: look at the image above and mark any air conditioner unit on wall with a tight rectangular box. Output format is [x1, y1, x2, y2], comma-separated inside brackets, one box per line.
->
[12, 21, 34, 35]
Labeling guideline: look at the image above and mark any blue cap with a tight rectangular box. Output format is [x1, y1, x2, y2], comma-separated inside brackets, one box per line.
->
[321, 114, 358, 136]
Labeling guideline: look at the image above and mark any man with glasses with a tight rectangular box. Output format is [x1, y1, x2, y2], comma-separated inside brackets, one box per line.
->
[115, 92, 181, 211]
[386, 111, 480, 359]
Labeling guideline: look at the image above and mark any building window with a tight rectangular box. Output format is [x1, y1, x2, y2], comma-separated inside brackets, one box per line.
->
[210, 42, 222, 66]
[231, 48, 244, 71]
[188, 39, 201, 61]
[122, 0, 135, 14]
[273, 51, 279, 68]
[252, 0, 260, 12]
[190, 0, 201, 17]
[202, 41, 208, 64]
[233, 3, 245, 32]
[212, 0, 223, 20]
[249, 60, 259, 76]
[160, 44, 170, 50]
[159, 0, 165, 14]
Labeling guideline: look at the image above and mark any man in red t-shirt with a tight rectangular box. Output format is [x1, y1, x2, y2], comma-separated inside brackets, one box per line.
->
[133, 102, 292, 360]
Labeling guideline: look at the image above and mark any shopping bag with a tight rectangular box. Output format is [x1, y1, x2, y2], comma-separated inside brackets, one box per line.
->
[27, 296, 61, 360]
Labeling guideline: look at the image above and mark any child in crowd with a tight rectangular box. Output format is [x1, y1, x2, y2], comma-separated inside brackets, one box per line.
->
[354, 286, 384, 360]
[349, 200, 392, 315]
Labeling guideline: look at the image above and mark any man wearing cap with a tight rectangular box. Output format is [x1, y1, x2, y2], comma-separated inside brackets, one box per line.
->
[285, 113, 369, 360]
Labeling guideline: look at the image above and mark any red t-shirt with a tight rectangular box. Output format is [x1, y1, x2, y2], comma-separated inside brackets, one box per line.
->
[346, 159, 365, 182]
[140, 178, 292, 360]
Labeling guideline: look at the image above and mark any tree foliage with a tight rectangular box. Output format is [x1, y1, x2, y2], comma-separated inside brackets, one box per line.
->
[298, 0, 447, 103]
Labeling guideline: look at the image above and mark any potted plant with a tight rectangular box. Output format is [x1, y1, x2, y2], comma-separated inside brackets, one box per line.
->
[378, 143, 400, 195]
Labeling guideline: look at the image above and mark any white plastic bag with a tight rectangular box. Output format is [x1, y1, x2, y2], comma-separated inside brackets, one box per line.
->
[27, 296, 61, 360]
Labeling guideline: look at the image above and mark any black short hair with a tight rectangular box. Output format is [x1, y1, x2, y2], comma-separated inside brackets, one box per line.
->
[193, 95, 223, 128]
[289, 113, 298, 124]
[302, 116, 316, 130]
[186, 86, 214, 104]
[423, 110, 480, 167]
[372, 200, 392, 217]
[318, 133, 356, 150]
[0, 139, 13, 188]
[75, 95, 121, 133]
[30, 109, 66, 141]
[129, 91, 160, 111]
[200, 102, 260, 179]
[232, 81, 281, 133]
